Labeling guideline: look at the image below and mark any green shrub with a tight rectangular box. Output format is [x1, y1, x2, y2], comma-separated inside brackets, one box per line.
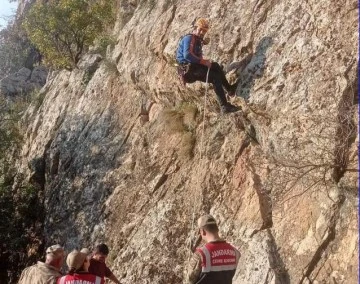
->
[0, 96, 44, 283]
[23, 0, 116, 69]
[92, 35, 117, 56]
[0, 98, 23, 155]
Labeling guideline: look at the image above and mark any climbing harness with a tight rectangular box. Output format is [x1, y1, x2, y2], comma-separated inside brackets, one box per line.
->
[176, 63, 190, 86]
[188, 66, 210, 261]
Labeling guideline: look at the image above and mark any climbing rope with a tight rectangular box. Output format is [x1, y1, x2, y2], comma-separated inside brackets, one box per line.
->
[188, 66, 210, 261]
[199, 66, 210, 160]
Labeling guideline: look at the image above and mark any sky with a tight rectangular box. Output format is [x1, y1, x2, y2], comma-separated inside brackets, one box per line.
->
[0, 0, 17, 29]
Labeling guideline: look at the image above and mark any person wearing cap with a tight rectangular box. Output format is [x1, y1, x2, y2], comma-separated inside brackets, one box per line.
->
[18, 244, 64, 284]
[57, 249, 104, 284]
[88, 243, 121, 284]
[176, 18, 240, 114]
[186, 215, 241, 284]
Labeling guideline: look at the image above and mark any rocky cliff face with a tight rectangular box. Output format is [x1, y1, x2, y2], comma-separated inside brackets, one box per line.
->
[12, 0, 358, 283]
[0, 66, 47, 97]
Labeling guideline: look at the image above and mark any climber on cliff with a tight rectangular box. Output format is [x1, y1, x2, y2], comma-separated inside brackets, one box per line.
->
[186, 215, 241, 284]
[18, 244, 64, 284]
[176, 18, 240, 114]
[88, 243, 121, 284]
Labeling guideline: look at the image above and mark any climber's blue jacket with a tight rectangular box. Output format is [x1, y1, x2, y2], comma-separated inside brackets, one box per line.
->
[176, 34, 207, 65]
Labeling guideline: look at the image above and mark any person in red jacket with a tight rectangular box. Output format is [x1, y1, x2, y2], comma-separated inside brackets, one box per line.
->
[186, 215, 241, 284]
[88, 243, 121, 284]
[57, 249, 104, 284]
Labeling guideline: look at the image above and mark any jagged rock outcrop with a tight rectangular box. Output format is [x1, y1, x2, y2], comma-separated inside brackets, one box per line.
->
[8, 0, 358, 283]
[0, 66, 47, 97]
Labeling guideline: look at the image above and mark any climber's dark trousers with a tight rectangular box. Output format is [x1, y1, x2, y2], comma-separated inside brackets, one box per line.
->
[184, 62, 231, 106]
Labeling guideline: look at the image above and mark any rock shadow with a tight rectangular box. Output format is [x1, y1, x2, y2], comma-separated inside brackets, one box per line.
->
[235, 36, 273, 100]
[41, 109, 129, 249]
[266, 229, 290, 284]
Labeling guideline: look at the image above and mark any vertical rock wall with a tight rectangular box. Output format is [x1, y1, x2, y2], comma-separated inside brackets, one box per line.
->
[12, 0, 358, 283]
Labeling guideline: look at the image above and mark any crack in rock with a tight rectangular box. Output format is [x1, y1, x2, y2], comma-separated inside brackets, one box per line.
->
[299, 194, 346, 283]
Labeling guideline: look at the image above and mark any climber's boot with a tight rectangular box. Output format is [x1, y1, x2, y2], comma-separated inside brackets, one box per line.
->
[221, 103, 241, 114]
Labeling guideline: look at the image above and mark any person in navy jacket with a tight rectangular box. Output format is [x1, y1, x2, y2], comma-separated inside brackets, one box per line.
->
[176, 18, 240, 114]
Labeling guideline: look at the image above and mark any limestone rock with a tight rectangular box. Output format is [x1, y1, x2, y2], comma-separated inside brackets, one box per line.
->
[7, 0, 358, 283]
[30, 66, 48, 86]
[0, 66, 48, 97]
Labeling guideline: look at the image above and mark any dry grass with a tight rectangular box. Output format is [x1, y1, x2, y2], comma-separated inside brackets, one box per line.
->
[159, 104, 198, 160]
[178, 131, 196, 160]
[160, 109, 185, 133]
[181, 103, 198, 131]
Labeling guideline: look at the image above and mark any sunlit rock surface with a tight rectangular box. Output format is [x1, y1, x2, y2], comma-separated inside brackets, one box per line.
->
[11, 0, 358, 283]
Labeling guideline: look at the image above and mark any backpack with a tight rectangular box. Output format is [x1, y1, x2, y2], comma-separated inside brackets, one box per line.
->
[175, 33, 193, 85]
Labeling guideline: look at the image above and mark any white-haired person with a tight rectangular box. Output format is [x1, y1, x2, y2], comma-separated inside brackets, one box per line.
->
[18, 244, 65, 284]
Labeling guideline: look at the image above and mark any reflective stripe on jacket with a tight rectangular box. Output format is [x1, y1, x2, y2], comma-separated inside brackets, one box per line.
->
[196, 241, 240, 284]
[57, 273, 103, 284]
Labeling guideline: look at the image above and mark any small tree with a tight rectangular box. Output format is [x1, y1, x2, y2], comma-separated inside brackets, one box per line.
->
[264, 86, 358, 204]
[23, 0, 115, 69]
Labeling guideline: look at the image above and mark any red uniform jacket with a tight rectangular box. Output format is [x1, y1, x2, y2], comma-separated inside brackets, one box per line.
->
[196, 241, 241, 284]
[57, 272, 104, 284]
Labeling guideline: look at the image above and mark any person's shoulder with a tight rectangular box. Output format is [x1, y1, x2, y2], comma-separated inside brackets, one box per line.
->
[90, 258, 99, 263]
[19, 264, 44, 284]
[18, 264, 34, 279]
[21, 262, 41, 274]
[89, 258, 108, 270]
[89, 258, 100, 266]
[225, 241, 241, 254]
[181, 34, 193, 41]
[225, 240, 238, 248]
[21, 264, 35, 272]
[37, 261, 62, 275]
